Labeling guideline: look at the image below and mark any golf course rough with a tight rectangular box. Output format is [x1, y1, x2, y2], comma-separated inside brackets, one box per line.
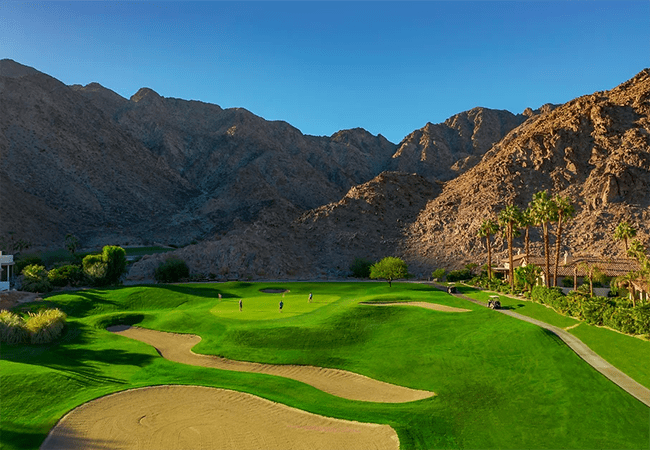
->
[108, 325, 435, 403]
[40, 385, 400, 450]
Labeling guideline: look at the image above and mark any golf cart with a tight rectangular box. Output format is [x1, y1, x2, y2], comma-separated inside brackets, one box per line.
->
[487, 295, 501, 309]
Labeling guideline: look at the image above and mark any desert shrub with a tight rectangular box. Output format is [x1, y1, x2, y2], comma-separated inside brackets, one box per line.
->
[83, 246, 127, 286]
[0, 308, 66, 344]
[446, 269, 472, 282]
[24, 308, 67, 344]
[48, 264, 84, 287]
[350, 258, 374, 278]
[0, 310, 29, 344]
[21, 264, 52, 293]
[155, 258, 190, 283]
[431, 268, 446, 281]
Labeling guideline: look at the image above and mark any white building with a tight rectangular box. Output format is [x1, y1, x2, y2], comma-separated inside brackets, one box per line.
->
[0, 251, 15, 291]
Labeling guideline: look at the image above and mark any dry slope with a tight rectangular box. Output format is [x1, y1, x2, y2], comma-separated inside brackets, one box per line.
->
[405, 69, 650, 271]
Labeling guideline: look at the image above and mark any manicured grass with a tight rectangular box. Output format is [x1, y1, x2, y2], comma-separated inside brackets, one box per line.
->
[1, 282, 648, 450]
[457, 286, 580, 328]
[458, 284, 650, 389]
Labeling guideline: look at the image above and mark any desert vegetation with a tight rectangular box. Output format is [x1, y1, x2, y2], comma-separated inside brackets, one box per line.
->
[0, 308, 66, 344]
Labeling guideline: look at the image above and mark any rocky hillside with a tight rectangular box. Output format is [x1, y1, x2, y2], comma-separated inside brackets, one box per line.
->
[405, 69, 650, 272]
[1, 59, 514, 252]
[0, 60, 201, 249]
[127, 172, 440, 281]
[390, 108, 527, 181]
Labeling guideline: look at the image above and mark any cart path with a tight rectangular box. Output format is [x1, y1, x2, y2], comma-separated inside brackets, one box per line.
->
[108, 325, 435, 403]
[428, 283, 650, 407]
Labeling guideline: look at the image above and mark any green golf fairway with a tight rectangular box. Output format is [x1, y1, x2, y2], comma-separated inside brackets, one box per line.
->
[1, 282, 648, 450]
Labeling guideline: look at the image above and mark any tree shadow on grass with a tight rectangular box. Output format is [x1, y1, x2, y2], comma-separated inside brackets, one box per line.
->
[40, 423, 121, 450]
[27, 290, 121, 319]
[499, 304, 526, 311]
[140, 283, 240, 300]
[1, 423, 50, 450]
[0, 322, 155, 386]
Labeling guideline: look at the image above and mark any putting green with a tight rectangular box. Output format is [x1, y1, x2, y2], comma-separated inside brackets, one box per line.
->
[209, 294, 340, 320]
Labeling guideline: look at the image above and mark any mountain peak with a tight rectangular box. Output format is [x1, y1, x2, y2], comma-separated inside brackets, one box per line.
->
[130, 87, 161, 103]
[0, 59, 40, 78]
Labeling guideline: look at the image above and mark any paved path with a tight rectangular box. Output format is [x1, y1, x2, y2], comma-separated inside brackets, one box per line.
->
[427, 283, 650, 407]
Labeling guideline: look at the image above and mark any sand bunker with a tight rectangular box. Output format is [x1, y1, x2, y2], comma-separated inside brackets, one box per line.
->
[41, 385, 399, 450]
[108, 326, 434, 403]
[362, 301, 471, 313]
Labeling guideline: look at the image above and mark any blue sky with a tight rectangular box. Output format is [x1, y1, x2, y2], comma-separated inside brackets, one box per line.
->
[2, 1, 648, 143]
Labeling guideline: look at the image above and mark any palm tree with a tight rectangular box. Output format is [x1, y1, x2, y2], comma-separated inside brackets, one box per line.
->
[514, 263, 542, 294]
[612, 272, 639, 307]
[529, 191, 557, 288]
[478, 219, 499, 280]
[614, 221, 637, 254]
[499, 205, 522, 290]
[627, 239, 647, 265]
[518, 208, 534, 261]
[577, 262, 604, 297]
[553, 195, 575, 287]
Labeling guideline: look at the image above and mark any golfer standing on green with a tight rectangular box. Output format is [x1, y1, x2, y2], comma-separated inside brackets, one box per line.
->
[279, 300, 284, 313]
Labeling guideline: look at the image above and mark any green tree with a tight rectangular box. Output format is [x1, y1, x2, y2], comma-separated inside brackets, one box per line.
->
[369, 257, 409, 287]
[65, 234, 80, 256]
[431, 268, 446, 281]
[82, 245, 127, 286]
[514, 264, 542, 294]
[578, 262, 605, 297]
[552, 195, 575, 287]
[530, 191, 558, 287]
[349, 258, 374, 278]
[155, 258, 190, 283]
[614, 221, 637, 254]
[612, 272, 640, 307]
[478, 219, 499, 280]
[518, 208, 534, 261]
[499, 205, 522, 290]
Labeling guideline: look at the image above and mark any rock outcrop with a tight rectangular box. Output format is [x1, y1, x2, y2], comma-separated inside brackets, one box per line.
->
[405, 69, 650, 272]
[390, 108, 527, 181]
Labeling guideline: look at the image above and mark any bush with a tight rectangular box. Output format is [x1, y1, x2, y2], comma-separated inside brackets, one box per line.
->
[446, 269, 472, 282]
[0, 310, 29, 344]
[155, 258, 190, 283]
[48, 264, 84, 287]
[21, 264, 52, 293]
[562, 276, 574, 288]
[431, 268, 446, 281]
[0, 308, 66, 344]
[25, 309, 67, 344]
[15, 256, 43, 275]
[349, 258, 373, 278]
[83, 246, 127, 286]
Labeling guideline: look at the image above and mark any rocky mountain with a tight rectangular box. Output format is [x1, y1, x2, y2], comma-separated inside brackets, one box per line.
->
[127, 172, 440, 281]
[404, 69, 650, 272]
[5, 58, 646, 283]
[1, 59, 513, 253]
[390, 108, 527, 181]
[0, 60, 201, 249]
